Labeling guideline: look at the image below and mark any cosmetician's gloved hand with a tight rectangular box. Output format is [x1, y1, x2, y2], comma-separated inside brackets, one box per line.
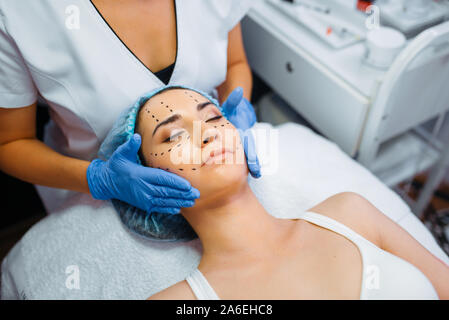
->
[221, 87, 257, 131]
[221, 87, 261, 178]
[87, 134, 200, 215]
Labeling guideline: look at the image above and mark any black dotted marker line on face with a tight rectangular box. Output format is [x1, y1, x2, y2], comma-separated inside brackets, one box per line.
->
[160, 152, 164, 156]
[179, 168, 183, 171]
[168, 149, 172, 152]
[192, 168, 197, 171]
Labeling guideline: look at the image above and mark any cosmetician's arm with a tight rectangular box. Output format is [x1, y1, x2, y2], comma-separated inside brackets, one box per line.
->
[217, 23, 253, 103]
[0, 103, 200, 214]
[0, 103, 91, 193]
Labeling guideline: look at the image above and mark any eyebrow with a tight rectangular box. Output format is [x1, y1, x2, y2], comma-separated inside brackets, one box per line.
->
[197, 101, 214, 111]
[151, 101, 214, 136]
[152, 114, 181, 137]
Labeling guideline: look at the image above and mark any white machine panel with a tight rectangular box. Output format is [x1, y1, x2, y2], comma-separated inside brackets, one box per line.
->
[242, 15, 369, 156]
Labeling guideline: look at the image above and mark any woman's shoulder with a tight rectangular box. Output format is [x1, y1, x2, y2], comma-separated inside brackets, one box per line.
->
[147, 280, 196, 300]
[305, 192, 383, 247]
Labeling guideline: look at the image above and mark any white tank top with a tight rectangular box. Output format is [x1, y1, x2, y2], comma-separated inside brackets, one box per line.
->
[185, 211, 439, 300]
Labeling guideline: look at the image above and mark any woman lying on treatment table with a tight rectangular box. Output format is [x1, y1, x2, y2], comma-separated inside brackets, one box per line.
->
[106, 86, 449, 300]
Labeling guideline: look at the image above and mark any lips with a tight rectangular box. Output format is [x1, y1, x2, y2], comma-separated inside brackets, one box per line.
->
[201, 147, 234, 167]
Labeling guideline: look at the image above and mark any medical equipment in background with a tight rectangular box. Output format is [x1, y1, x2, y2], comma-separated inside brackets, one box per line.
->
[363, 27, 406, 69]
[243, 1, 449, 190]
[256, 92, 319, 129]
[376, 0, 449, 38]
[413, 132, 449, 216]
[270, 0, 366, 49]
[243, 0, 376, 156]
[284, 0, 331, 14]
[357, 21, 449, 186]
[443, 0, 449, 20]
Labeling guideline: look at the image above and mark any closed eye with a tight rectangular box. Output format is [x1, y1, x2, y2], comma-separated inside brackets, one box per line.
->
[205, 115, 223, 122]
[163, 131, 183, 143]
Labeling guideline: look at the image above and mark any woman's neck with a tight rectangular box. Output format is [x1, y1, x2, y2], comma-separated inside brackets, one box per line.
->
[182, 181, 294, 266]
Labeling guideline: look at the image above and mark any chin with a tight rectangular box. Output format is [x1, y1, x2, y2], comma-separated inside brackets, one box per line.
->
[180, 162, 249, 214]
[192, 162, 248, 198]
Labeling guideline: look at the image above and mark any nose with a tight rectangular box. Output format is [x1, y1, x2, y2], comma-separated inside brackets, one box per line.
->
[201, 128, 221, 147]
[202, 133, 217, 146]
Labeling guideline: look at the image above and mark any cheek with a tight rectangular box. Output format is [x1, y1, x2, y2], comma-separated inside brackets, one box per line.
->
[146, 120, 245, 175]
[148, 137, 200, 174]
[217, 122, 245, 160]
[211, 118, 232, 131]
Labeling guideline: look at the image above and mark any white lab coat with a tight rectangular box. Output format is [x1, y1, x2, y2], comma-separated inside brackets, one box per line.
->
[0, 0, 252, 212]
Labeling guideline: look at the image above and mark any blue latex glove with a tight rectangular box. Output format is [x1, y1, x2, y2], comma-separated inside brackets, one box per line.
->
[87, 134, 200, 214]
[221, 87, 261, 178]
[221, 87, 257, 131]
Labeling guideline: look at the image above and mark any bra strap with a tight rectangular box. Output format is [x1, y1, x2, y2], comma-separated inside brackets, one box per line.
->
[300, 211, 366, 246]
[185, 269, 220, 300]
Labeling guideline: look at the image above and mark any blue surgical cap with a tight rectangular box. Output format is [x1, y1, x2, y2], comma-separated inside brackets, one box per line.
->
[97, 85, 226, 242]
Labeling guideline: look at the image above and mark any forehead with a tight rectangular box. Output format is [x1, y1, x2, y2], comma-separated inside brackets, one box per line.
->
[137, 89, 216, 135]
[144, 89, 211, 110]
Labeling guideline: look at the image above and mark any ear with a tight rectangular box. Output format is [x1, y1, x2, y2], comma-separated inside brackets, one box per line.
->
[137, 145, 149, 167]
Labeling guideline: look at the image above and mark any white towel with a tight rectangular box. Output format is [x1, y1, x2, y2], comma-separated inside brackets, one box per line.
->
[2, 123, 448, 299]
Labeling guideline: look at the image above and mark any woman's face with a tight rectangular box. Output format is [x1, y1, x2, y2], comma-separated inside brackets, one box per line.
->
[136, 88, 248, 205]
